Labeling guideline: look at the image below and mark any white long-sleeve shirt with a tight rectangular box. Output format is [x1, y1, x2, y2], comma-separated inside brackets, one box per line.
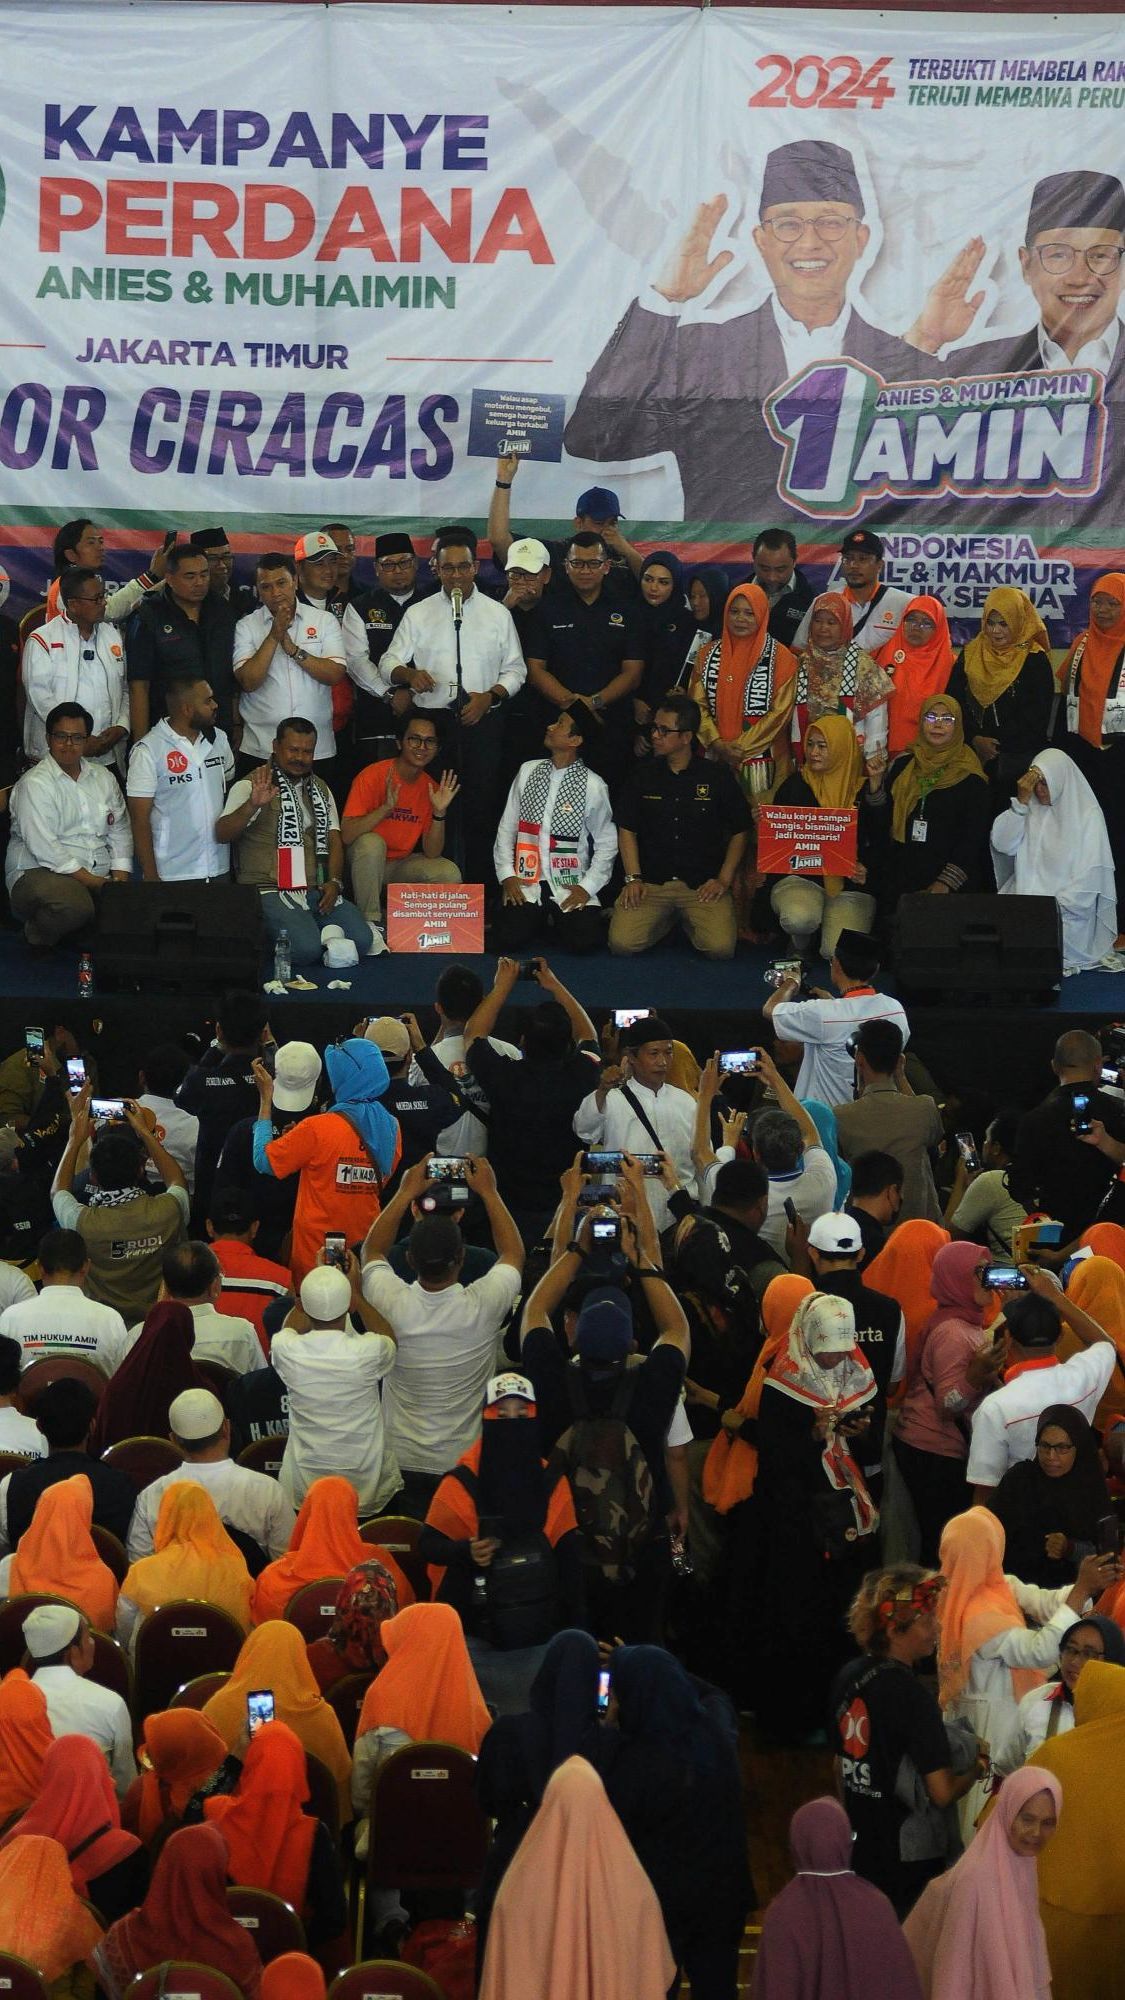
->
[493, 759, 617, 905]
[573, 1077, 698, 1226]
[5, 755, 132, 887]
[32, 1663, 137, 1795]
[300, 590, 373, 695]
[378, 587, 525, 705]
[21, 614, 128, 765]
[233, 604, 346, 760]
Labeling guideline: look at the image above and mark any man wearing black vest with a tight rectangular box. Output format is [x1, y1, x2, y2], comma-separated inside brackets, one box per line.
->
[808, 1210, 904, 1510]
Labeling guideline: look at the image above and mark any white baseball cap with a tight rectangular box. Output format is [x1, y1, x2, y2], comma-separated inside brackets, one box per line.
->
[505, 537, 551, 574]
[294, 530, 338, 563]
[365, 1017, 411, 1060]
[24, 1603, 81, 1658]
[168, 1388, 225, 1441]
[273, 1041, 322, 1114]
[485, 1372, 536, 1408]
[808, 1213, 864, 1257]
[300, 1265, 352, 1321]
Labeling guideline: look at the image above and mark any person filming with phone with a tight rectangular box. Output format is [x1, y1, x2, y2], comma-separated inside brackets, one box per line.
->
[574, 1015, 697, 1230]
[967, 1264, 1118, 1501]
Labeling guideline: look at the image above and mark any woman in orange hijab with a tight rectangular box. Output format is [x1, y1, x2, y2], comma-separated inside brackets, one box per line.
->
[126, 1708, 234, 1843]
[1059, 574, 1125, 749]
[702, 1273, 815, 1515]
[864, 1220, 951, 1380]
[251, 1474, 413, 1626]
[480, 1757, 675, 2000]
[0, 1668, 53, 1826]
[4, 1473, 117, 1631]
[263, 1958, 325, 2000]
[1057, 1255, 1125, 1431]
[689, 581, 798, 798]
[1080, 1221, 1125, 1275]
[352, 1603, 490, 1828]
[791, 591, 894, 761]
[203, 1621, 352, 1825]
[0, 1833, 103, 1990]
[206, 1720, 347, 1962]
[878, 594, 954, 756]
[116, 1483, 253, 1651]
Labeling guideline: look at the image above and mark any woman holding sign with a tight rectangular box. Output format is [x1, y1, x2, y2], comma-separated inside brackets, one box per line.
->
[877, 696, 990, 902]
[689, 582, 798, 800]
[762, 715, 880, 959]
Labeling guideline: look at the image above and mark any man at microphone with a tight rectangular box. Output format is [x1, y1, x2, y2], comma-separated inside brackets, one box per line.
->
[378, 526, 526, 883]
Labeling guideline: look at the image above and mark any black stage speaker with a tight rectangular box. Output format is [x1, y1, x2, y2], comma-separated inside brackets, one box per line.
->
[94, 881, 263, 990]
[894, 893, 1063, 998]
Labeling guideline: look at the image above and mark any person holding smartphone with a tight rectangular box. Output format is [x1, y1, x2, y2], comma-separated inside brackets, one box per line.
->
[967, 1266, 1119, 1502]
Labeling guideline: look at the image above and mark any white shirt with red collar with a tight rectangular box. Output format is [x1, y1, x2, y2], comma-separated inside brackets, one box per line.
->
[21, 612, 128, 764]
[967, 1344, 1117, 1488]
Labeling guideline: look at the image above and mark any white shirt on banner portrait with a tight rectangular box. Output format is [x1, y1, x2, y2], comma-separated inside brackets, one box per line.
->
[233, 603, 345, 760]
[5, 755, 132, 890]
[21, 614, 128, 767]
[493, 758, 617, 907]
[126, 719, 235, 880]
[378, 589, 526, 705]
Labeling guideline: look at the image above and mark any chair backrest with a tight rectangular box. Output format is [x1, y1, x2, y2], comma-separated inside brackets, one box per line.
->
[90, 1523, 130, 1584]
[305, 1750, 340, 1847]
[193, 1358, 238, 1404]
[324, 1669, 375, 1752]
[284, 1577, 346, 1645]
[169, 1669, 231, 1711]
[236, 1436, 287, 1479]
[102, 1436, 185, 1492]
[328, 1964, 444, 2000]
[132, 1600, 244, 1723]
[19, 1625, 134, 1709]
[368, 1743, 488, 1892]
[0, 1593, 79, 1675]
[18, 1354, 107, 1404]
[0, 1451, 32, 1483]
[359, 1516, 429, 1602]
[226, 1885, 306, 1964]
[0, 1950, 50, 1998]
[123, 1965, 242, 1999]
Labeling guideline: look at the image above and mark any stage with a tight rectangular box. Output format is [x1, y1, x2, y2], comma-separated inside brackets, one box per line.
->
[3, 927, 1125, 1109]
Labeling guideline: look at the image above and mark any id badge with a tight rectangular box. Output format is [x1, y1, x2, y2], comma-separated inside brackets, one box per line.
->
[911, 819, 928, 843]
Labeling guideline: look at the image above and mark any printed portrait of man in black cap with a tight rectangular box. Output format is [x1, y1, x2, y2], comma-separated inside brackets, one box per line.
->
[942, 171, 1125, 377]
[189, 527, 257, 619]
[564, 137, 931, 520]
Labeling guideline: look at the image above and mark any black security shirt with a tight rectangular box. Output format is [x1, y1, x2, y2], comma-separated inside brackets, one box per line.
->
[616, 757, 751, 888]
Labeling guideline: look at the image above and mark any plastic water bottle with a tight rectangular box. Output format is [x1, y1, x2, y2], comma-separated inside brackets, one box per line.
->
[273, 929, 291, 985]
[77, 951, 94, 1000]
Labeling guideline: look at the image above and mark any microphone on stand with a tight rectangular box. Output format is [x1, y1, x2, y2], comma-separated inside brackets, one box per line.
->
[450, 586, 464, 627]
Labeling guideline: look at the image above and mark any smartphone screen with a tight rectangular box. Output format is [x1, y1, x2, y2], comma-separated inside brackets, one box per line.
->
[90, 1097, 126, 1123]
[614, 1008, 652, 1029]
[583, 1150, 624, 1174]
[955, 1131, 981, 1171]
[596, 1668, 611, 1715]
[66, 1057, 86, 1089]
[591, 1216, 620, 1243]
[430, 1156, 468, 1181]
[247, 1689, 275, 1735]
[24, 1026, 44, 1057]
[1071, 1091, 1094, 1135]
[721, 1050, 759, 1075]
[1097, 1513, 1122, 1559]
[323, 1233, 347, 1270]
[982, 1264, 1029, 1290]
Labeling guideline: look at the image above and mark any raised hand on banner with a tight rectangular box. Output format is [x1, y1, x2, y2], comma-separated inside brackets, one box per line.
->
[906, 236, 987, 353]
[655, 195, 736, 303]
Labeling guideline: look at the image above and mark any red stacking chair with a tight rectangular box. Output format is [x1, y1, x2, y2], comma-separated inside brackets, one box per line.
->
[361, 1742, 487, 1954]
[226, 1884, 306, 1964]
[329, 1967, 444, 2000]
[169, 1670, 231, 1711]
[284, 1578, 346, 1646]
[0, 1953, 49, 1998]
[131, 1600, 244, 1723]
[324, 1670, 375, 1753]
[102, 1436, 184, 1491]
[237, 1436, 286, 1479]
[121, 1967, 242, 1999]
[19, 1356, 106, 1404]
[358, 1516, 428, 1602]
[90, 1524, 129, 1585]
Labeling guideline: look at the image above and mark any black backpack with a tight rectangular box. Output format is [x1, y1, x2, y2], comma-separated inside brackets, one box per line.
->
[547, 1367, 655, 1584]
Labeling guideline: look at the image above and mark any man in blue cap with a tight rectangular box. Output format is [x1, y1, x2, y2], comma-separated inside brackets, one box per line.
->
[565, 137, 930, 520]
[487, 450, 643, 597]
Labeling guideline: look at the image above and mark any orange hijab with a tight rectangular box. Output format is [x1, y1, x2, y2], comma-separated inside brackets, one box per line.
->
[9, 1473, 117, 1631]
[136, 1709, 231, 1843]
[879, 594, 954, 755]
[480, 1757, 675, 2000]
[251, 1475, 413, 1625]
[1080, 1222, 1125, 1276]
[865, 1221, 951, 1381]
[263, 1956, 326, 2000]
[701, 1274, 814, 1514]
[0, 1669, 53, 1820]
[714, 582, 790, 739]
[0, 1833, 103, 1983]
[121, 1482, 253, 1633]
[203, 1621, 353, 1824]
[357, 1603, 490, 1754]
[1059, 1256, 1125, 1430]
[938, 1507, 1042, 1709]
[206, 1720, 317, 1913]
[1066, 574, 1125, 746]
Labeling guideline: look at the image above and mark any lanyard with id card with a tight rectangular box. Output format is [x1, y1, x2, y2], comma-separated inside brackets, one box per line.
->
[911, 813, 928, 842]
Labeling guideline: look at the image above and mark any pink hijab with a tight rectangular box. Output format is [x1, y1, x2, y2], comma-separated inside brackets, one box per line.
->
[753, 1797, 922, 2000]
[903, 1764, 1062, 2000]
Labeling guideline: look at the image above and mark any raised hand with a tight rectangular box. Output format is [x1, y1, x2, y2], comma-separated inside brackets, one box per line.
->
[655, 195, 735, 303]
[907, 236, 987, 353]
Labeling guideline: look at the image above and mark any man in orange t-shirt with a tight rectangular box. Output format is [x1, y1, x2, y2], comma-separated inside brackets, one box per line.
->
[342, 708, 461, 931]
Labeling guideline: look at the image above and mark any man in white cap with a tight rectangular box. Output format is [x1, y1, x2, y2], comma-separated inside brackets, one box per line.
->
[293, 529, 372, 697]
[24, 1603, 136, 1794]
[272, 1255, 400, 1514]
[808, 1209, 905, 1507]
[125, 1386, 296, 1566]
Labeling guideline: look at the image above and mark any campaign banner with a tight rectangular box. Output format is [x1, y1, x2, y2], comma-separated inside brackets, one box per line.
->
[386, 882, 485, 954]
[1, 5, 1125, 626]
[757, 804, 858, 878]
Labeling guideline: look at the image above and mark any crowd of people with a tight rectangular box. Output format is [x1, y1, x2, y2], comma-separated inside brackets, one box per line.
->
[0, 974, 1124, 1995]
[2, 478, 1124, 977]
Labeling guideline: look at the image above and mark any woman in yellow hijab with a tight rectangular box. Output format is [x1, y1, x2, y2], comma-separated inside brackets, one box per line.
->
[203, 1620, 353, 1824]
[1028, 1658, 1125, 2000]
[767, 713, 878, 959]
[116, 1484, 253, 1653]
[948, 586, 1055, 802]
[884, 694, 990, 900]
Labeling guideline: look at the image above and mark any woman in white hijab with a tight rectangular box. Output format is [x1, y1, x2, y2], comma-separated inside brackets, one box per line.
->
[991, 747, 1119, 975]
